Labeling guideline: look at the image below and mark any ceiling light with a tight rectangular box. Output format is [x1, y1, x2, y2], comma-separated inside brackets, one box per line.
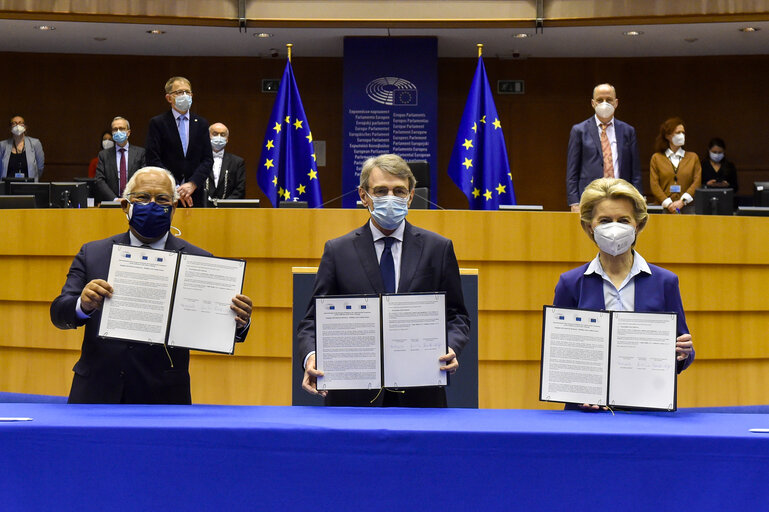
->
[93, 37, 107, 42]
[254, 32, 274, 38]
[684, 38, 698, 43]
[34, 25, 55, 31]
[512, 33, 529, 39]
[623, 30, 644, 36]
[146, 29, 166, 35]
[739, 27, 760, 33]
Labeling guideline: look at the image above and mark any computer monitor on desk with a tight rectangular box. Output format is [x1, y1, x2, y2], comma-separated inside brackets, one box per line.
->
[213, 199, 260, 208]
[50, 182, 88, 208]
[9, 182, 50, 208]
[694, 188, 734, 216]
[753, 182, 769, 207]
[2, 177, 34, 195]
[498, 205, 544, 211]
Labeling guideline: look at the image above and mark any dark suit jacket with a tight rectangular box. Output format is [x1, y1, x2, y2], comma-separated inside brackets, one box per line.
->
[145, 110, 213, 206]
[553, 261, 694, 373]
[296, 221, 471, 407]
[566, 117, 642, 205]
[50, 232, 249, 404]
[93, 144, 146, 202]
[205, 151, 246, 203]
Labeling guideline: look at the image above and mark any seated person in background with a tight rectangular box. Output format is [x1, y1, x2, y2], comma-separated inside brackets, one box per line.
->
[649, 117, 701, 214]
[93, 116, 146, 202]
[0, 115, 44, 180]
[205, 122, 246, 205]
[50, 167, 252, 404]
[297, 154, 470, 407]
[553, 177, 694, 411]
[701, 137, 738, 194]
[88, 130, 113, 178]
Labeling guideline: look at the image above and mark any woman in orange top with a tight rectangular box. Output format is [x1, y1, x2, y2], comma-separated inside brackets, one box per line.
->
[649, 117, 701, 214]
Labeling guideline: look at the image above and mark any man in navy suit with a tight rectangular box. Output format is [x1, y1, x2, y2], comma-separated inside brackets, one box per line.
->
[145, 76, 213, 207]
[566, 83, 642, 211]
[50, 167, 252, 404]
[93, 116, 146, 202]
[297, 154, 470, 407]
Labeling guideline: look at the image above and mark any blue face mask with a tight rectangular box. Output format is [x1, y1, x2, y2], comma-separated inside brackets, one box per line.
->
[112, 130, 128, 144]
[366, 192, 409, 230]
[128, 201, 172, 240]
[709, 151, 724, 163]
[174, 93, 192, 112]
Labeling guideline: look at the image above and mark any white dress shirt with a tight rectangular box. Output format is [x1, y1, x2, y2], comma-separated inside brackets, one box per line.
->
[369, 219, 405, 293]
[212, 150, 224, 186]
[661, 147, 693, 208]
[594, 115, 618, 177]
[584, 250, 651, 311]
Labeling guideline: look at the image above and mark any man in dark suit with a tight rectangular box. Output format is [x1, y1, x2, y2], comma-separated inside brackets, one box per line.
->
[297, 154, 470, 407]
[93, 116, 146, 202]
[145, 76, 213, 207]
[50, 167, 252, 404]
[566, 83, 642, 211]
[204, 122, 246, 206]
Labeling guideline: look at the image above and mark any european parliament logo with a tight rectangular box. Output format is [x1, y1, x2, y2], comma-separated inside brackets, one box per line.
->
[366, 77, 418, 106]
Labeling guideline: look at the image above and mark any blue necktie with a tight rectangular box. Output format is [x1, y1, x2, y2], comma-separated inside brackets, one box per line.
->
[380, 237, 396, 293]
[178, 115, 188, 156]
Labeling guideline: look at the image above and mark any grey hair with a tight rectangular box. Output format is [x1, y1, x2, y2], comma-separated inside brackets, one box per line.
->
[123, 167, 179, 201]
[111, 116, 130, 130]
[359, 154, 416, 191]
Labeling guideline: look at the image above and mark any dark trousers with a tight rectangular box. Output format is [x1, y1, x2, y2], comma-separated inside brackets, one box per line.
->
[325, 386, 447, 408]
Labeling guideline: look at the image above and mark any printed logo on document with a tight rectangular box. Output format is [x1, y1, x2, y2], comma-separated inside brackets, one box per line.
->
[366, 77, 418, 106]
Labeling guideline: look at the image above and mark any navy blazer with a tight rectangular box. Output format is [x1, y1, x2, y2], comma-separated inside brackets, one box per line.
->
[553, 261, 694, 372]
[145, 110, 213, 206]
[566, 117, 642, 205]
[296, 221, 470, 406]
[50, 232, 248, 404]
[92, 144, 146, 202]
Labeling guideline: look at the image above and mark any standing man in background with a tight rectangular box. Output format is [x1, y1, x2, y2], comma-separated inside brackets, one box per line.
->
[205, 122, 246, 205]
[145, 76, 213, 207]
[566, 83, 642, 212]
[93, 116, 146, 202]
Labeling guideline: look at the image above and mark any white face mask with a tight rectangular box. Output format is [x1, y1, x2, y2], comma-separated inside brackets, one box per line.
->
[102, 139, 115, 150]
[210, 135, 227, 151]
[11, 125, 25, 136]
[593, 222, 636, 257]
[594, 101, 615, 119]
[671, 133, 685, 147]
[709, 151, 724, 163]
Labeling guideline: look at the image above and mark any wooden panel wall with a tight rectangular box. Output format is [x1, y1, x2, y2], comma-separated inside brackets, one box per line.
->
[2, 52, 769, 210]
[1, 208, 768, 408]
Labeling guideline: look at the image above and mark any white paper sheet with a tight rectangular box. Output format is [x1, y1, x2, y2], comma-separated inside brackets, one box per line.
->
[167, 254, 245, 354]
[608, 311, 677, 410]
[541, 307, 610, 406]
[99, 245, 178, 344]
[382, 293, 447, 388]
[316, 296, 381, 391]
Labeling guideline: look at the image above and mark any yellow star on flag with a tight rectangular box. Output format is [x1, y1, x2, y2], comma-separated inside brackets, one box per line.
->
[278, 186, 284, 196]
[283, 189, 291, 200]
[311, 153, 316, 161]
[296, 184, 306, 195]
[294, 119, 303, 130]
[493, 118, 501, 129]
[285, 115, 291, 123]
[272, 176, 278, 186]
[471, 122, 477, 133]
[273, 122, 282, 133]
[462, 158, 473, 170]
[508, 172, 512, 180]
[472, 188, 480, 198]
[462, 139, 473, 150]
[266, 140, 274, 149]
[264, 158, 274, 170]
[306, 132, 313, 143]
[480, 115, 486, 124]
[484, 189, 492, 201]
[496, 183, 506, 195]
[308, 169, 318, 180]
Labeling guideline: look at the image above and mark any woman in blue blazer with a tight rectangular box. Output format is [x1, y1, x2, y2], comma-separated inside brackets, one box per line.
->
[553, 178, 694, 409]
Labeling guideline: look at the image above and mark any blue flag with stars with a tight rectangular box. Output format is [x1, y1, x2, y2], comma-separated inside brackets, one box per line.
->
[447, 57, 515, 209]
[257, 60, 322, 207]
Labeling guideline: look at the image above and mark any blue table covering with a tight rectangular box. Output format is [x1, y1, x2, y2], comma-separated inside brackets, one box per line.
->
[1, 404, 768, 511]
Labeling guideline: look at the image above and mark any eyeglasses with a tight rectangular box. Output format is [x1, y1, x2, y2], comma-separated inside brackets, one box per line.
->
[128, 193, 174, 206]
[369, 186, 410, 198]
[168, 89, 192, 97]
[10, 121, 25, 126]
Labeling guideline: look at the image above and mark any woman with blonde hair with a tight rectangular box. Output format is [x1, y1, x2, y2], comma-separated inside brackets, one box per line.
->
[553, 178, 694, 410]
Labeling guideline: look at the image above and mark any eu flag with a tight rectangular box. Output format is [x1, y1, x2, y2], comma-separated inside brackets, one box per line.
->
[447, 57, 515, 209]
[257, 60, 322, 207]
